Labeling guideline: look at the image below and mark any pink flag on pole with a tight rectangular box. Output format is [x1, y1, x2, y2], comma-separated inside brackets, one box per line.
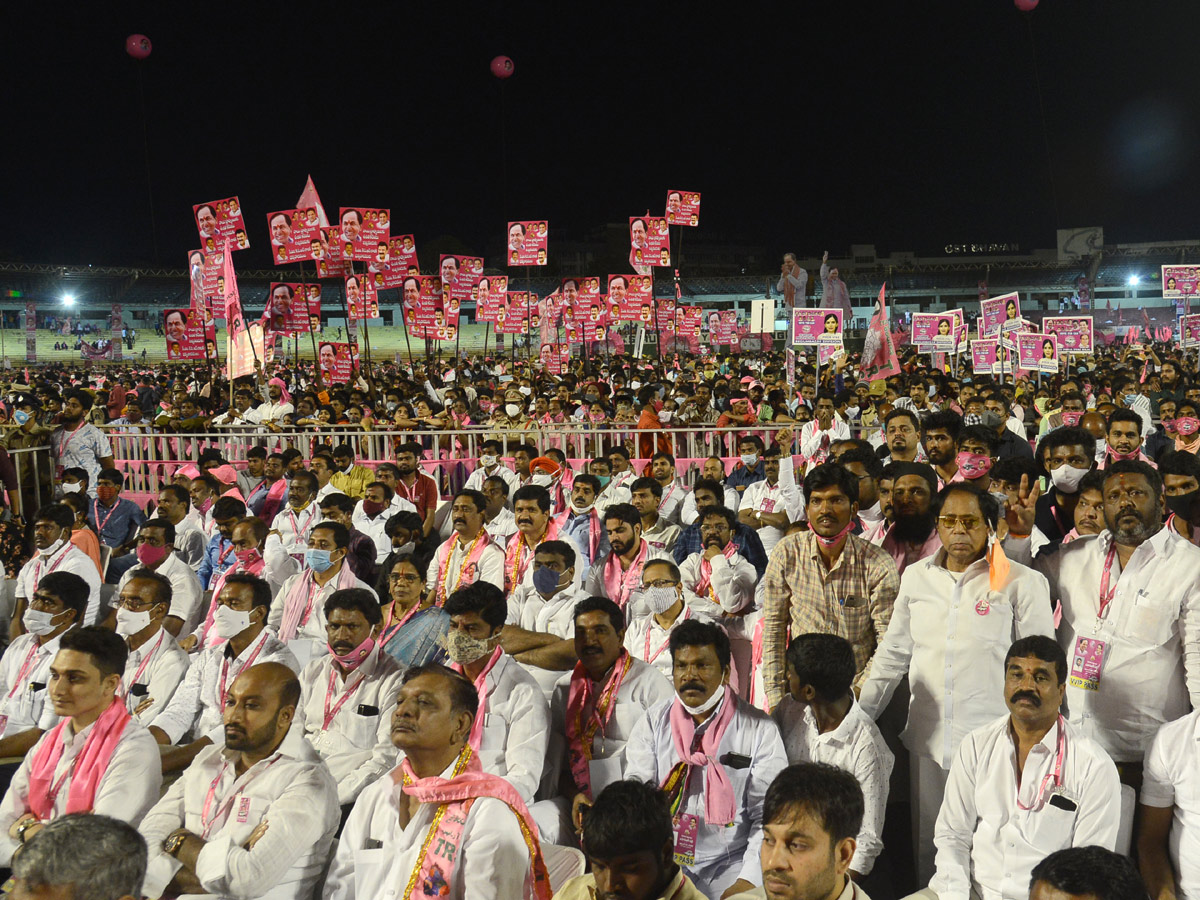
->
[861, 283, 901, 380]
[222, 239, 245, 335]
[296, 175, 329, 228]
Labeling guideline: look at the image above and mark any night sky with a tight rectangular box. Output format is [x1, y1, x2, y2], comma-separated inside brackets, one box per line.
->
[3, 1, 1199, 270]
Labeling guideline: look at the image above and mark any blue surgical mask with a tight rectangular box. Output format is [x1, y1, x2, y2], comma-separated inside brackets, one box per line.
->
[532, 566, 563, 596]
[305, 548, 334, 572]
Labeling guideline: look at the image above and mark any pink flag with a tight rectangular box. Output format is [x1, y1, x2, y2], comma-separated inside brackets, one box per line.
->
[222, 240, 245, 335]
[296, 175, 329, 228]
[861, 282, 901, 381]
[1142, 307, 1152, 338]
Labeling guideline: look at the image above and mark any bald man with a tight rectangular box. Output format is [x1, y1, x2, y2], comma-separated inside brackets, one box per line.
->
[139, 663, 339, 900]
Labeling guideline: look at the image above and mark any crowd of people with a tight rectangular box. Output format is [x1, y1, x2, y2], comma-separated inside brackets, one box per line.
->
[0, 320, 1188, 900]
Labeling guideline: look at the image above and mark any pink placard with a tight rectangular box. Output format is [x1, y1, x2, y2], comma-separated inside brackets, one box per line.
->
[665, 190, 701, 226]
[630, 217, 671, 267]
[507, 221, 548, 266]
[1042, 316, 1094, 355]
[194, 197, 247, 252]
[337, 207, 390, 262]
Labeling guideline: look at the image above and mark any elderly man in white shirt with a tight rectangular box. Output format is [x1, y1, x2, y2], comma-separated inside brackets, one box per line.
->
[294, 588, 404, 808]
[931, 635, 1121, 900]
[139, 662, 339, 900]
[438, 582, 548, 805]
[624, 558, 719, 682]
[14, 504, 102, 633]
[625, 619, 788, 900]
[1140, 707, 1200, 900]
[739, 445, 804, 554]
[1031, 461, 1200, 769]
[859, 482, 1055, 883]
[425, 489, 505, 605]
[0, 626, 161, 865]
[678, 506, 757, 617]
[116, 519, 204, 637]
[114, 570, 189, 726]
[149, 574, 299, 773]
[536, 595, 675, 846]
[773, 633, 892, 880]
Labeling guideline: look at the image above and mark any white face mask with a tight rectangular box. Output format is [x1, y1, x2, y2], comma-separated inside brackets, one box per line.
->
[505, 403, 521, 417]
[479, 454, 497, 468]
[740, 453, 759, 467]
[60, 482, 82, 494]
[212, 605, 252, 639]
[22, 608, 63, 637]
[1050, 464, 1090, 494]
[658, 410, 673, 423]
[40, 537, 66, 558]
[681, 684, 726, 717]
[531, 472, 553, 488]
[645, 585, 679, 615]
[846, 406, 860, 418]
[518, 386, 532, 396]
[572, 500, 595, 514]
[115, 607, 151, 637]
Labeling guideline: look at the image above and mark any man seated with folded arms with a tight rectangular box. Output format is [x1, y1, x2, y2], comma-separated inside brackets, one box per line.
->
[139, 662, 339, 900]
[148, 574, 299, 773]
[114, 570, 189, 725]
[0, 626, 162, 865]
[326, 664, 551, 900]
[294, 588, 404, 812]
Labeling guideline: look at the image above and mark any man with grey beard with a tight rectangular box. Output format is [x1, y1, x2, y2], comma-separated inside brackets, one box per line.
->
[1038, 459, 1200, 784]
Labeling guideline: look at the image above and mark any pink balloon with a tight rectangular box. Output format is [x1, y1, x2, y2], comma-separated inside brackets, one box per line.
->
[125, 34, 152, 59]
[489, 55, 515, 79]
[1014, 0, 1039, 9]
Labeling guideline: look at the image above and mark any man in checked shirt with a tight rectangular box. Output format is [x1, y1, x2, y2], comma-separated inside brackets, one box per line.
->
[760, 463, 899, 712]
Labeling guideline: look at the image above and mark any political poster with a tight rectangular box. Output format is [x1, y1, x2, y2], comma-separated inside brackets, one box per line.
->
[630, 217, 671, 268]
[476, 275, 508, 323]
[1042, 316, 1094, 355]
[539, 342, 570, 375]
[110, 303, 122, 362]
[971, 339, 1001, 375]
[570, 296, 609, 341]
[980, 292, 1022, 337]
[397, 276, 441, 334]
[316, 340, 358, 384]
[665, 190, 701, 227]
[227, 323, 268, 378]
[344, 273, 379, 320]
[786, 347, 796, 385]
[912, 312, 956, 351]
[194, 197, 247, 252]
[500, 292, 532, 334]
[676, 306, 703, 337]
[654, 297, 677, 333]
[374, 235, 420, 288]
[792, 308, 843, 346]
[1017, 332, 1059, 374]
[608, 274, 654, 321]
[1163, 266, 1200, 303]
[1180, 314, 1200, 348]
[506, 221, 548, 266]
[313, 227, 347, 280]
[187, 249, 221, 304]
[264, 282, 321, 335]
[164, 308, 211, 361]
[440, 255, 484, 304]
[266, 208, 320, 265]
[950, 308, 969, 354]
[337, 207, 390, 262]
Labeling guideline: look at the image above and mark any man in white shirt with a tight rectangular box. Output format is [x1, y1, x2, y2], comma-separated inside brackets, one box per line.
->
[149, 574, 300, 773]
[482, 474, 519, 544]
[624, 558, 718, 681]
[650, 451, 688, 525]
[327, 664, 549, 900]
[117, 519, 203, 637]
[625, 619, 788, 899]
[632, 476, 681, 554]
[537, 596, 674, 846]
[271, 470, 323, 557]
[270, 522, 376, 667]
[0, 626, 161, 865]
[555, 474, 611, 570]
[800, 392, 852, 469]
[464, 439, 520, 497]
[679, 506, 757, 617]
[0, 572, 88, 767]
[680, 458, 742, 525]
[772, 633, 892, 880]
[156, 484, 207, 567]
[140, 662, 339, 900]
[13, 504, 102, 638]
[295, 588, 404, 810]
[725, 762, 873, 900]
[931, 635, 1121, 900]
[426, 489, 505, 605]
[114, 570, 189, 726]
[858, 482, 1054, 882]
[252, 377, 295, 425]
[1140, 705, 1200, 900]
[441, 582, 549, 804]
[584, 503, 668, 619]
[1035, 460, 1200, 771]
[352, 482, 415, 562]
[739, 445, 804, 554]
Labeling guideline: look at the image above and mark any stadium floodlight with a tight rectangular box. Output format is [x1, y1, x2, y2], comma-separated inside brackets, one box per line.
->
[1127, 275, 1140, 286]
[62, 294, 76, 305]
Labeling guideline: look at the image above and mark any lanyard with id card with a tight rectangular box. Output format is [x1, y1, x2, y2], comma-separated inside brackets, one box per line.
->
[1070, 545, 1117, 692]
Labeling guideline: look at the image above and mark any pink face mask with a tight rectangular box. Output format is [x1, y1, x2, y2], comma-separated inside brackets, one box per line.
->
[1177, 417, 1200, 436]
[955, 451, 994, 480]
[1061, 410, 1083, 427]
[812, 520, 856, 548]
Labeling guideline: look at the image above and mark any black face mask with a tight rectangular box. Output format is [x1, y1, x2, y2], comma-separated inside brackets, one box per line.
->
[1166, 490, 1199, 521]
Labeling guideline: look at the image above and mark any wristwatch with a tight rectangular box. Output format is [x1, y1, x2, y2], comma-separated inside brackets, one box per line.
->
[15, 818, 36, 843]
[163, 831, 188, 857]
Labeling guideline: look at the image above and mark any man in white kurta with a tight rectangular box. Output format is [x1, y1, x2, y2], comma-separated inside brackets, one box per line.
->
[424, 491, 505, 605]
[115, 571, 190, 726]
[16, 506, 103, 627]
[623, 558, 719, 682]
[116, 544, 204, 637]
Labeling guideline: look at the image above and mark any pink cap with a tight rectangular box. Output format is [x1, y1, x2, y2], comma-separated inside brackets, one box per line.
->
[209, 464, 239, 485]
[175, 464, 201, 480]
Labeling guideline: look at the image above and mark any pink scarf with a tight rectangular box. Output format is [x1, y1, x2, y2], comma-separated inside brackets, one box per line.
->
[602, 540, 649, 609]
[451, 646, 503, 749]
[555, 508, 601, 562]
[28, 698, 130, 820]
[261, 478, 288, 524]
[432, 530, 492, 607]
[268, 377, 292, 404]
[201, 554, 266, 648]
[504, 518, 560, 592]
[398, 749, 551, 900]
[664, 686, 738, 826]
[694, 541, 737, 597]
[565, 651, 632, 799]
[278, 563, 358, 641]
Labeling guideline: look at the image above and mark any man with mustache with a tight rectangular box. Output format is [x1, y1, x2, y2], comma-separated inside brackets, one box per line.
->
[506, 485, 568, 594]
[859, 482, 1054, 883]
[929, 636, 1120, 900]
[882, 409, 923, 464]
[880, 462, 942, 576]
[1041, 461, 1200, 781]
[584, 504, 667, 618]
[625, 620, 787, 899]
[1098, 409, 1155, 469]
[138, 663, 339, 900]
[426, 490, 504, 606]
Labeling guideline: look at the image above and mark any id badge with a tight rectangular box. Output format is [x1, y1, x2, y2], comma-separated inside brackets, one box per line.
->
[672, 813, 699, 867]
[236, 796, 251, 823]
[760, 499, 776, 514]
[1069, 636, 1106, 691]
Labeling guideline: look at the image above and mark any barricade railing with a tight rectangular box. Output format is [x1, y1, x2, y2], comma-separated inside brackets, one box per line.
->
[6, 445, 52, 518]
[100, 423, 798, 501]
